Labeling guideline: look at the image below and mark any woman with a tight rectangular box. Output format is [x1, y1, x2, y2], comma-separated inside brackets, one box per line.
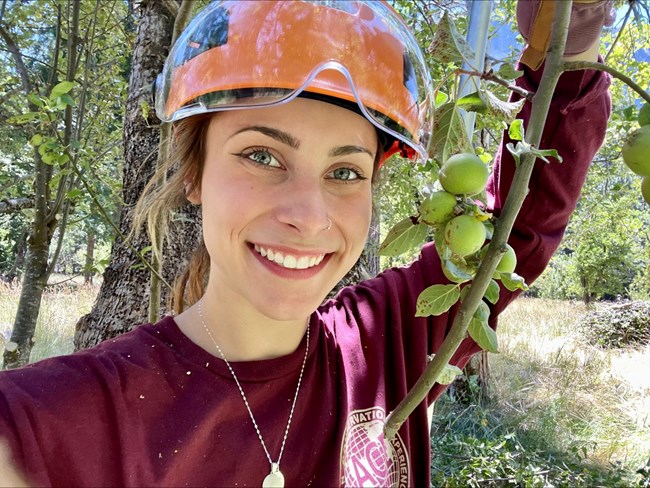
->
[0, 1, 612, 486]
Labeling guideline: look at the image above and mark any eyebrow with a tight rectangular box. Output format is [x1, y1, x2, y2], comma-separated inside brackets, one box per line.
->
[232, 125, 374, 158]
[328, 145, 374, 158]
[232, 126, 300, 149]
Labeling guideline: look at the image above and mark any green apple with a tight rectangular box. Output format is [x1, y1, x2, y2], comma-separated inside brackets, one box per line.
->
[496, 243, 517, 274]
[445, 215, 487, 257]
[438, 153, 489, 196]
[622, 125, 650, 177]
[642, 176, 650, 205]
[419, 191, 457, 226]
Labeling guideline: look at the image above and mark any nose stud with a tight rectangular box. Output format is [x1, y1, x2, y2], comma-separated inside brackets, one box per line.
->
[324, 218, 332, 231]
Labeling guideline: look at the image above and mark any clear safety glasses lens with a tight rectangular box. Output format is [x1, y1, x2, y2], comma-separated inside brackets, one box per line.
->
[155, 0, 434, 162]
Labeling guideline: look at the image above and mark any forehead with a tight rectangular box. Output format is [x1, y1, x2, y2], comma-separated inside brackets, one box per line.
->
[208, 98, 378, 148]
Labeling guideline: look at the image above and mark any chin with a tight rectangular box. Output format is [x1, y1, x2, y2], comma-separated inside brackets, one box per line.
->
[255, 291, 332, 322]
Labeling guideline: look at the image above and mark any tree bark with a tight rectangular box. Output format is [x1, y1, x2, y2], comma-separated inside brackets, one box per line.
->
[2, 149, 55, 369]
[3, 227, 28, 283]
[74, 0, 201, 349]
[84, 228, 95, 284]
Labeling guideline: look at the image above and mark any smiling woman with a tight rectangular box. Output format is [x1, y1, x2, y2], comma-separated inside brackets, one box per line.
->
[0, 1, 613, 487]
[177, 99, 377, 357]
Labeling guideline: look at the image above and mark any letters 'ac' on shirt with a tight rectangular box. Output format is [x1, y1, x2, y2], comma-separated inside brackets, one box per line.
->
[0, 64, 611, 487]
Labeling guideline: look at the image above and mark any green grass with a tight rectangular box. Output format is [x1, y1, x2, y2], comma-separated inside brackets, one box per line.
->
[431, 298, 650, 487]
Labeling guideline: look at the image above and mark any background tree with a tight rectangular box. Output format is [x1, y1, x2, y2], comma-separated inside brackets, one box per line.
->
[0, 0, 130, 368]
[75, 0, 201, 349]
[531, 10, 650, 303]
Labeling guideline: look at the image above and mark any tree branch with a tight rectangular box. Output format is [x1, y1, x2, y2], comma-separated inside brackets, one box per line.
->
[563, 60, 650, 104]
[161, 0, 179, 18]
[384, 0, 574, 442]
[604, 1, 633, 63]
[0, 26, 33, 97]
[0, 198, 34, 214]
[457, 68, 534, 101]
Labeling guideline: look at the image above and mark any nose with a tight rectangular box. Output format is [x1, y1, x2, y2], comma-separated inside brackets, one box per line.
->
[275, 177, 331, 236]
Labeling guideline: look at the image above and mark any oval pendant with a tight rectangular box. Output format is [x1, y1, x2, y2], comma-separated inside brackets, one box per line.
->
[262, 467, 284, 488]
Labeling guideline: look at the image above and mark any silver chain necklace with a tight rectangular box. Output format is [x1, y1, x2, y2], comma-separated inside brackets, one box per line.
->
[197, 299, 310, 488]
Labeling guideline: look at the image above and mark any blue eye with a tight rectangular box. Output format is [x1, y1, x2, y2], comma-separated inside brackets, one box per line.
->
[330, 168, 363, 181]
[244, 148, 281, 168]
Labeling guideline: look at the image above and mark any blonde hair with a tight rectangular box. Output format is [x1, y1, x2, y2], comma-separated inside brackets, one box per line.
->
[131, 113, 212, 314]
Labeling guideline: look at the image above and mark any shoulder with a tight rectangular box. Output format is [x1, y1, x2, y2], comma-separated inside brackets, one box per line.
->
[0, 317, 183, 407]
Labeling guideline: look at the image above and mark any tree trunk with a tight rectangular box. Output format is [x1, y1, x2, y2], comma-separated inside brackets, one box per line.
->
[74, 0, 201, 349]
[84, 228, 95, 284]
[580, 272, 591, 305]
[2, 162, 54, 369]
[4, 227, 28, 283]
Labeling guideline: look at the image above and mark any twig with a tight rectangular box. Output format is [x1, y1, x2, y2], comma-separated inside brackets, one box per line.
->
[457, 68, 534, 101]
[563, 60, 650, 104]
[45, 274, 84, 287]
[604, 2, 633, 62]
[384, 1, 574, 443]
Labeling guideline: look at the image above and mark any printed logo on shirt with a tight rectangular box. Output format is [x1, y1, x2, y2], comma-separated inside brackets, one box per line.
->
[340, 406, 410, 487]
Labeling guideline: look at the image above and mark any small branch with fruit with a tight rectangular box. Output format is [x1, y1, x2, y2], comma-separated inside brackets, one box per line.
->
[383, 1, 575, 442]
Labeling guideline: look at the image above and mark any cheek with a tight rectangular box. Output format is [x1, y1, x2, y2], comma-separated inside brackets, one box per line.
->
[339, 193, 373, 248]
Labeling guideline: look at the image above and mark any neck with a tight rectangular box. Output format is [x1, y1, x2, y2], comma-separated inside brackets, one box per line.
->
[175, 287, 311, 362]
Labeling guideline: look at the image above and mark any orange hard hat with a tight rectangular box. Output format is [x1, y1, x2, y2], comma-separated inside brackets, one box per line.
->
[155, 1, 434, 163]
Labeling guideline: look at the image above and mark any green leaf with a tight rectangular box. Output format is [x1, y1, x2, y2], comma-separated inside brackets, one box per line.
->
[483, 220, 494, 240]
[474, 299, 490, 322]
[506, 141, 528, 164]
[531, 147, 562, 164]
[639, 103, 650, 126]
[468, 316, 499, 353]
[497, 63, 524, 81]
[507, 140, 562, 165]
[436, 363, 463, 385]
[456, 92, 486, 113]
[623, 105, 635, 121]
[435, 91, 449, 108]
[430, 103, 473, 163]
[480, 90, 526, 125]
[59, 93, 75, 107]
[484, 279, 500, 304]
[459, 285, 469, 302]
[428, 13, 475, 65]
[30, 134, 43, 147]
[378, 217, 427, 257]
[508, 119, 525, 141]
[499, 272, 529, 292]
[67, 188, 83, 200]
[50, 81, 75, 99]
[28, 93, 44, 108]
[8, 112, 39, 124]
[416, 284, 460, 317]
[442, 257, 474, 283]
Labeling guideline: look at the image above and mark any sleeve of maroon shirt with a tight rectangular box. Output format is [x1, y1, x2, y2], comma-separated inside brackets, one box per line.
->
[339, 62, 611, 404]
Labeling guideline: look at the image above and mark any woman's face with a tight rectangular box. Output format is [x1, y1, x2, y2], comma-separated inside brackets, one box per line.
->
[192, 97, 377, 321]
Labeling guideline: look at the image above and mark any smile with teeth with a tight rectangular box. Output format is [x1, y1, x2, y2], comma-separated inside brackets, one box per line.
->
[253, 244, 326, 270]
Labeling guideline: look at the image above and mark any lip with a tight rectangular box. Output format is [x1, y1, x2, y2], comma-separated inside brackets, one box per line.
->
[248, 242, 332, 279]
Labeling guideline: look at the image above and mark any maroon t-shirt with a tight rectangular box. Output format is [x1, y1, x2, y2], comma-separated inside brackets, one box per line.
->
[0, 65, 610, 487]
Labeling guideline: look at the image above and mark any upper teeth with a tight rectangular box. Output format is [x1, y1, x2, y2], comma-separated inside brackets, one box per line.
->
[254, 245, 325, 269]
